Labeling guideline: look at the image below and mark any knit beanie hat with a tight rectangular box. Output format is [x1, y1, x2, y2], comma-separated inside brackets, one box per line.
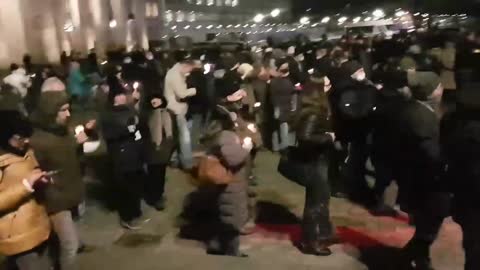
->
[407, 71, 441, 101]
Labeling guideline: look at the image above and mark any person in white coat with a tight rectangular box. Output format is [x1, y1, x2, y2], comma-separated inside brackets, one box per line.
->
[164, 54, 196, 169]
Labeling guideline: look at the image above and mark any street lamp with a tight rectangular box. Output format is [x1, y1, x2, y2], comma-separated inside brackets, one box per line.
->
[395, 10, 406, 17]
[271, 8, 281, 18]
[321, 16, 331, 23]
[338, 16, 348, 24]
[373, 9, 385, 18]
[299, 16, 310, 24]
[253, 14, 265, 23]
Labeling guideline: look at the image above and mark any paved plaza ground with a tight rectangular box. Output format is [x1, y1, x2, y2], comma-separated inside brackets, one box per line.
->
[58, 151, 464, 270]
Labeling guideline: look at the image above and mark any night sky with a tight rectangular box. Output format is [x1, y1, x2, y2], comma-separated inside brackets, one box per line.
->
[292, 0, 480, 15]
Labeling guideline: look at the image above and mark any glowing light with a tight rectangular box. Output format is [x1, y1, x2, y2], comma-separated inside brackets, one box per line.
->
[353, 16, 361, 23]
[184, 25, 190, 29]
[206, 24, 213, 29]
[321, 16, 330, 23]
[395, 10, 406, 17]
[271, 8, 281, 18]
[109, 19, 117, 28]
[299, 16, 310, 24]
[373, 9, 385, 18]
[196, 25, 202, 29]
[364, 17, 372, 22]
[338, 16, 348, 23]
[253, 14, 265, 23]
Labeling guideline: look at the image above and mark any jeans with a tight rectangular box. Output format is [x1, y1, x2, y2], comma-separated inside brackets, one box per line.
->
[145, 164, 167, 205]
[116, 170, 144, 222]
[8, 242, 50, 270]
[50, 211, 80, 270]
[190, 113, 205, 151]
[302, 157, 333, 242]
[175, 114, 194, 169]
[272, 122, 292, 152]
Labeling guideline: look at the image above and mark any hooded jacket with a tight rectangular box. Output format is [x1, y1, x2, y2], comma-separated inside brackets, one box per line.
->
[29, 91, 85, 214]
[0, 149, 51, 256]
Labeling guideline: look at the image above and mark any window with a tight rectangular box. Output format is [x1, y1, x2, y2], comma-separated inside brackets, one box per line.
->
[196, 0, 203, 5]
[145, 2, 159, 18]
[224, 0, 231, 6]
[176, 11, 185, 22]
[207, 0, 214, 6]
[232, 0, 238, 6]
[165, 10, 173, 22]
[188, 12, 196, 22]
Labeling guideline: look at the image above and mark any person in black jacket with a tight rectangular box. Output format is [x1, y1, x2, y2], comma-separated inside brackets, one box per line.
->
[329, 61, 378, 206]
[139, 51, 171, 211]
[292, 73, 336, 256]
[394, 80, 450, 270]
[441, 90, 480, 270]
[369, 70, 410, 216]
[101, 88, 149, 230]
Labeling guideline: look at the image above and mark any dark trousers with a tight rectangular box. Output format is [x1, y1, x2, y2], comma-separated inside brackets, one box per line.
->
[8, 242, 50, 270]
[328, 145, 348, 195]
[405, 192, 450, 261]
[116, 170, 144, 222]
[370, 149, 394, 202]
[208, 225, 240, 255]
[302, 158, 333, 242]
[345, 139, 373, 205]
[145, 164, 167, 205]
[454, 206, 480, 270]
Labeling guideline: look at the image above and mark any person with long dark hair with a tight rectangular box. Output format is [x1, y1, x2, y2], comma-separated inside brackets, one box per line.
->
[291, 73, 336, 256]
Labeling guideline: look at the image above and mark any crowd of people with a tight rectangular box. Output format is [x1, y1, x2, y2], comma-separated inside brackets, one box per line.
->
[0, 28, 479, 270]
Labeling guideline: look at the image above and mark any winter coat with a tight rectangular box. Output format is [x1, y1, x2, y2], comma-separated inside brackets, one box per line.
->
[214, 69, 242, 101]
[164, 63, 196, 115]
[101, 105, 145, 175]
[67, 68, 91, 98]
[29, 91, 85, 214]
[294, 94, 334, 162]
[395, 100, 443, 200]
[270, 76, 296, 123]
[0, 149, 50, 256]
[328, 79, 377, 143]
[186, 68, 209, 115]
[207, 130, 250, 230]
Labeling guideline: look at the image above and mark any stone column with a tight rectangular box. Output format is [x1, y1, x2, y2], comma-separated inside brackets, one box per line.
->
[89, 0, 110, 56]
[111, 0, 128, 49]
[0, 0, 28, 67]
[132, 0, 150, 50]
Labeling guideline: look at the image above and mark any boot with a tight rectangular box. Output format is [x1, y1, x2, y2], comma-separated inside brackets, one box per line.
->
[299, 240, 332, 256]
